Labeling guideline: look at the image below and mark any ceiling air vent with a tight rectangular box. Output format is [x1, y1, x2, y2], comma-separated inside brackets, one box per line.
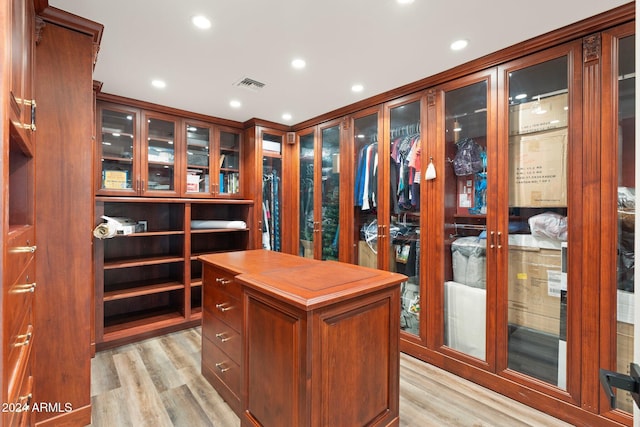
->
[234, 77, 266, 92]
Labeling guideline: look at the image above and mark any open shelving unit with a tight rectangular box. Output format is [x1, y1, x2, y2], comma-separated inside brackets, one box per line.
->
[94, 197, 253, 349]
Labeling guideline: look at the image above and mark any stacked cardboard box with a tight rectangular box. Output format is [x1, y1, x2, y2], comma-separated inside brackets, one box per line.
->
[507, 235, 563, 336]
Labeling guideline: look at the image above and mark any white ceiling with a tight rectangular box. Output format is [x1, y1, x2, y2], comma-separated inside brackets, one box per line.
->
[50, 0, 630, 126]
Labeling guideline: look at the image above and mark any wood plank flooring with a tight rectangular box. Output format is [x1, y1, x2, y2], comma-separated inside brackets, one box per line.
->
[89, 327, 573, 427]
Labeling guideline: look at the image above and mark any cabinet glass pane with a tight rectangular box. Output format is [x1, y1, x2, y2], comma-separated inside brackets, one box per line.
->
[101, 109, 135, 190]
[388, 101, 422, 336]
[444, 82, 488, 359]
[262, 133, 282, 251]
[186, 124, 210, 194]
[321, 125, 340, 261]
[507, 56, 568, 388]
[147, 118, 175, 191]
[615, 34, 635, 413]
[220, 130, 240, 195]
[354, 113, 379, 268]
[299, 133, 315, 258]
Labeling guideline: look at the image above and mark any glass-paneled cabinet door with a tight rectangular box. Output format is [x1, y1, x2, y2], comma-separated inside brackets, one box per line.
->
[262, 132, 283, 251]
[441, 78, 491, 361]
[353, 110, 381, 268]
[184, 121, 212, 196]
[385, 97, 422, 337]
[320, 124, 340, 261]
[143, 113, 179, 196]
[97, 105, 139, 195]
[505, 55, 570, 389]
[298, 130, 316, 258]
[602, 26, 635, 415]
[217, 128, 241, 197]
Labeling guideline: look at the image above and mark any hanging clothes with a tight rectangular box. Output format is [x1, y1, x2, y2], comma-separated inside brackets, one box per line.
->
[262, 170, 281, 251]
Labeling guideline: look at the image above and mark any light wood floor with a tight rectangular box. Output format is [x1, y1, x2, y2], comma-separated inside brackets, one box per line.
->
[89, 327, 573, 427]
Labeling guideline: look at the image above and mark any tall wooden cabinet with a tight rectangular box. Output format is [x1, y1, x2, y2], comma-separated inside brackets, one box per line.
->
[2, 1, 36, 426]
[94, 94, 252, 349]
[285, 5, 634, 426]
[243, 122, 294, 253]
[293, 119, 346, 261]
[34, 6, 102, 427]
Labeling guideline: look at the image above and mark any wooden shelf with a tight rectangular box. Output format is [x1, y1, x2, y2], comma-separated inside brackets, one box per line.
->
[103, 309, 188, 339]
[104, 281, 184, 301]
[111, 230, 184, 237]
[95, 197, 252, 348]
[104, 254, 184, 269]
[190, 228, 249, 234]
[102, 155, 133, 163]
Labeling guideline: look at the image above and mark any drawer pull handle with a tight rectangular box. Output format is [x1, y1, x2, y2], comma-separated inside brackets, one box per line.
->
[10, 282, 36, 294]
[215, 362, 230, 373]
[215, 333, 230, 342]
[18, 392, 32, 409]
[10, 245, 37, 254]
[215, 277, 231, 285]
[216, 303, 232, 312]
[14, 331, 32, 347]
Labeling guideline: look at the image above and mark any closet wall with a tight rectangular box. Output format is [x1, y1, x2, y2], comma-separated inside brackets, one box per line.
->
[286, 4, 635, 426]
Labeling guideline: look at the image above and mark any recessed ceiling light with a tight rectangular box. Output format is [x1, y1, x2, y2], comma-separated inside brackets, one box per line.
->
[450, 39, 469, 51]
[282, 113, 292, 121]
[397, 0, 415, 4]
[291, 58, 306, 69]
[230, 100, 242, 108]
[151, 79, 166, 89]
[351, 84, 364, 93]
[192, 15, 211, 29]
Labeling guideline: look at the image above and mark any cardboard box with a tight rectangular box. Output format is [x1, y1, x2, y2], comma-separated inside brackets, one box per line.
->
[508, 128, 567, 207]
[508, 241, 562, 336]
[358, 240, 396, 271]
[616, 321, 634, 413]
[103, 170, 128, 189]
[509, 93, 568, 135]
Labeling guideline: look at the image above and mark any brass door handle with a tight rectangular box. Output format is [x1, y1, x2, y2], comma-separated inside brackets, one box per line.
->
[10, 282, 36, 294]
[216, 303, 232, 312]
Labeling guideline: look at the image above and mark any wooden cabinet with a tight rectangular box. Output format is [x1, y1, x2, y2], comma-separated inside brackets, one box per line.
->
[9, 0, 36, 151]
[240, 261, 403, 427]
[97, 99, 244, 198]
[33, 7, 103, 427]
[243, 123, 294, 252]
[2, 2, 36, 426]
[184, 120, 242, 197]
[201, 264, 244, 415]
[198, 250, 404, 426]
[199, 250, 313, 414]
[284, 6, 635, 426]
[292, 119, 347, 261]
[94, 198, 252, 349]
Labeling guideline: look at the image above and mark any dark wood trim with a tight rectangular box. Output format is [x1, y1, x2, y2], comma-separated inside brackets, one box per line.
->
[242, 117, 292, 132]
[97, 92, 244, 129]
[37, 6, 103, 67]
[292, 3, 634, 132]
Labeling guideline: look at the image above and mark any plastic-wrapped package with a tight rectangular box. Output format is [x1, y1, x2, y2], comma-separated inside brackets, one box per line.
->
[618, 187, 635, 292]
[528, 212, 568, 241]
[451, 236, 486, 289]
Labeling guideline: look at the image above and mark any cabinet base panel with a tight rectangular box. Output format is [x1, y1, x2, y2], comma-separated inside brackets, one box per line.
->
[97, 319, 201, 351]
[35, 404, 91, 427]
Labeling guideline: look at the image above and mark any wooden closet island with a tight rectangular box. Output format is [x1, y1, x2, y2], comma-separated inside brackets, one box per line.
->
[198, 249, 406, 427]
